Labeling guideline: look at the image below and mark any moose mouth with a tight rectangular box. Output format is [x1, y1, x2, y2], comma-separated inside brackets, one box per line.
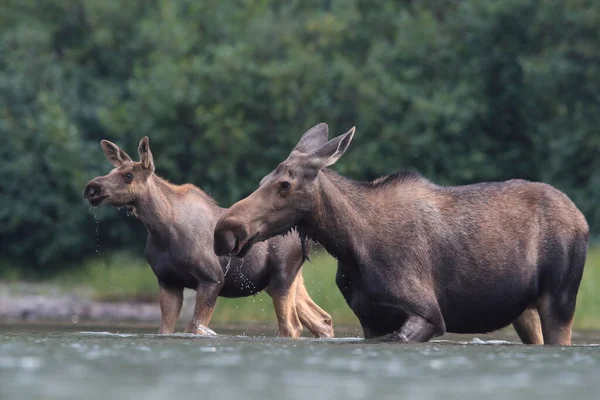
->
[232, 232, 260, 258]
[88, 195, 108, 207]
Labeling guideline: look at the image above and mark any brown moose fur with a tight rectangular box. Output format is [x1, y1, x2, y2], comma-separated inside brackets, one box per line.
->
[84, 137, 333, 338]
[213, 123, 588, 345]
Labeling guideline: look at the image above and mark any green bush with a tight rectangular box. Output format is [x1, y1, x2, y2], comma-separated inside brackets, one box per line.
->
[1, 0, 600, 274]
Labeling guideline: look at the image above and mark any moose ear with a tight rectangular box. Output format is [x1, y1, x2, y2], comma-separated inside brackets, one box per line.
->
[100, 140, 133, 167]
[309, 126, 355, 169]
[291, 123, 329, 155]
[138, 136, 155, 171]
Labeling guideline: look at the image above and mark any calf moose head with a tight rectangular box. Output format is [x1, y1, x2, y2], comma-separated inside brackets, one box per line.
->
[84, 137, 156, 208]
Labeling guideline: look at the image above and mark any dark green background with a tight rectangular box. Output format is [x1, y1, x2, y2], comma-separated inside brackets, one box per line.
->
[1, 0, 599, 275]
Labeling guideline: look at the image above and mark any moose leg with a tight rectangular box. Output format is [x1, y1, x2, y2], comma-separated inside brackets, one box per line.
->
[387, 314, 439, 343]
[513, 308, 544, 344]
[185, 282, 220, 335]
[536, 240, 584, 346]
[267, 283, 303, 339]
[158, 285, 184, 334]
[537, 294, 574, 346]
[294, 273, 334, 338]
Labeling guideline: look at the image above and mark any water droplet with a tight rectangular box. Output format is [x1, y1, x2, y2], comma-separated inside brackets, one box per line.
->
[224, 257, 232, 276]
[92, 210, 102, 256]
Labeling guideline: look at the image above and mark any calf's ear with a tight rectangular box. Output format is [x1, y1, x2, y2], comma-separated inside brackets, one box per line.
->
[101, 140, 133, 167]
[138, 136, 155, 171]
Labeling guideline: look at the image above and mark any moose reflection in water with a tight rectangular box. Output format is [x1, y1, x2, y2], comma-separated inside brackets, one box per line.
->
[84, 137, 333, 338]
[214, 123, 588, 345]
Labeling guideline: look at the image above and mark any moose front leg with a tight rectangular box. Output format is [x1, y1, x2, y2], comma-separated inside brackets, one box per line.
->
[267, 282, 303, 339]
[387, 314, 442, 343]
[294, 273, 334, 338]
[158, 285, 184, 334]
[185, 282, 220, 336]
[365, 292, 446, 342]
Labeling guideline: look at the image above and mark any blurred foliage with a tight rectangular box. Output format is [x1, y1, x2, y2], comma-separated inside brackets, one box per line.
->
[1, 0, 600, 274]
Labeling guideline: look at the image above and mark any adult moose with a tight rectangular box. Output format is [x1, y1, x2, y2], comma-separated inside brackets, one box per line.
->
[84, 137, 333, 338]
[214, 123, 588, 345]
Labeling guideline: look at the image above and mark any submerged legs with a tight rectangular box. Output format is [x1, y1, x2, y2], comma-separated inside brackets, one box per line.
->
[185, 282, 220, 335]
[537, 294, 574, 346]
[294, 273, 334, 338]
[267, 282, 303, 339]
[158, 285, 184, 334]
[513, 308, 544, 344]
[386, 315, 439, 343]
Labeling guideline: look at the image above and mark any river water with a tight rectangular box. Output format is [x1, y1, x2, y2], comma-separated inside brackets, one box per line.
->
[1, 323, 599, 400]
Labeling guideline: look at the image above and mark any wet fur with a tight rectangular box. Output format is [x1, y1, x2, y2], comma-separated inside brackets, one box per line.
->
[140, 175, 300, 298]
[308, 170, 588, 339]
[84, 139, 333, 338]
[214, 124, 588, 344]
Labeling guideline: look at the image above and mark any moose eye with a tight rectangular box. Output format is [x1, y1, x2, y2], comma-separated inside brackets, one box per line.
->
[280, 181, 291, 192]
[124, 173, 133, 183]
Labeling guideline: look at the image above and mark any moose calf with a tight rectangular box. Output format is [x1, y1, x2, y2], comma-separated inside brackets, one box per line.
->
[84, 137, 333, 338]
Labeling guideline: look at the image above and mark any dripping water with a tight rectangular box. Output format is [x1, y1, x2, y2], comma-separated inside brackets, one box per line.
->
[223, 257, 232, 277]
[235, 257, 256, 294]
[92, 208, 101, 257]
[91, 208, 111, 302]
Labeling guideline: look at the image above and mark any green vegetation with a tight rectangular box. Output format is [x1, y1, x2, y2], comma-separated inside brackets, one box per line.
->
[1, 0, 600, 275]
[54, 252, 158, 302]
[573, 247, 600, 329]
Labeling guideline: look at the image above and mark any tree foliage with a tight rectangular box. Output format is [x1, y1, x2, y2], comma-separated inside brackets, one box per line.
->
[1, 0, 600, 274]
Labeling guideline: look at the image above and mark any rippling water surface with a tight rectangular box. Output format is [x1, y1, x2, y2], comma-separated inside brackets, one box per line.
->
[1, 324, 599, 400]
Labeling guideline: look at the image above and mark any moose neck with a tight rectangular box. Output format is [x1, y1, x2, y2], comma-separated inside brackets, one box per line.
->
[131, 176, 177, 237]
[132, 176, 223, 249]
[306, 169, 372, 262]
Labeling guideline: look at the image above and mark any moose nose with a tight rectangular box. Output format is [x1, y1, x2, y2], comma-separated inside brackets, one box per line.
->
[84, 182, 102, 199]
[213, 229, 238, 256]
[214, 218, 249, 256]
